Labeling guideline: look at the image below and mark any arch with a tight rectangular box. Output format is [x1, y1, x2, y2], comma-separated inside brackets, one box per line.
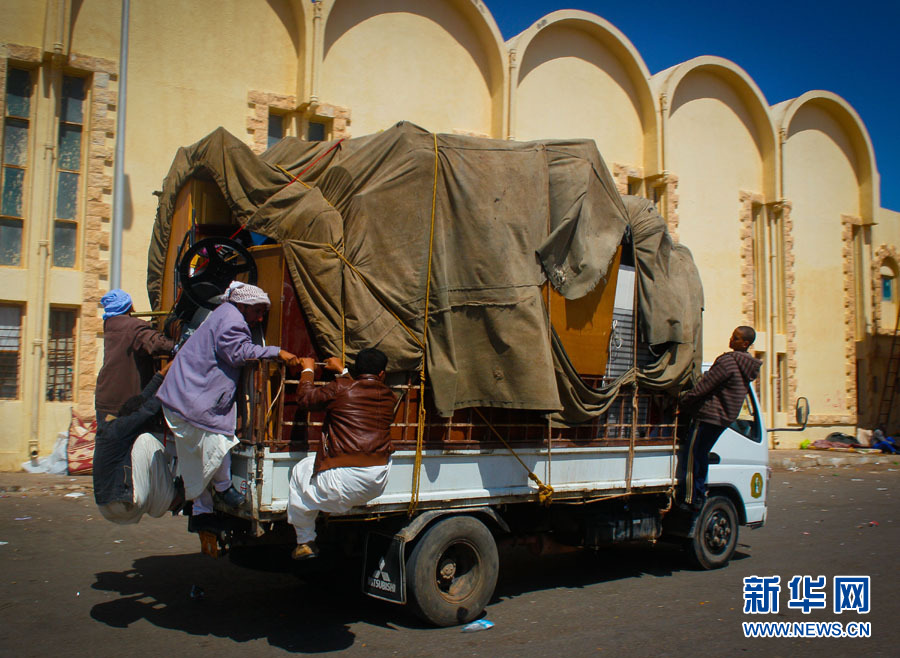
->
[873, 244, 900, 332]
[317, 0, 507, 136]
[508, 10, 658, 171]
[772, 90, 878, 221]
[654, 56, 777, 199]
[282, 0, 312, 98]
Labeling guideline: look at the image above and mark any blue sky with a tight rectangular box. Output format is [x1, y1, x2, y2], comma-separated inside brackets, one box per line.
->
[487, 1, 900, 211]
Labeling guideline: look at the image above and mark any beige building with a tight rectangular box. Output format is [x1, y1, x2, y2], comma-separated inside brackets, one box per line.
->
[1, 0, 897, 469]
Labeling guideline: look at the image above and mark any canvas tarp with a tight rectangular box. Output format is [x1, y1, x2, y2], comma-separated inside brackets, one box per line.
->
[147, 123, 702, 421]
[549, 195, 704, 425]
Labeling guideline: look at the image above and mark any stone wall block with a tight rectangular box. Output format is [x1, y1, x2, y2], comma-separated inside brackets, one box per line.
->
[316, 104, 337, 118]
[7, 44, 41, 62]
[69, 53, 117, 74]
[94, 117, 115, 133]
[87, 201, 111, 216]
[248, 90, 268, 104]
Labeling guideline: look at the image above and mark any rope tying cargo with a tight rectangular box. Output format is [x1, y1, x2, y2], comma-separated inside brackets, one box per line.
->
[282, 138, 346, 189]
[325, 244, 424, 349]
[293, 133, 552, 511]
[231, 138, 346, 240]
[408, 133, 440, 516]
[473, 408, 554, 506]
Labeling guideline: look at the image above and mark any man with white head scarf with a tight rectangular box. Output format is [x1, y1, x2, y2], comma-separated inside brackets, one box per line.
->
[96, 289, 174, 430]
[157, 281, 299, 525]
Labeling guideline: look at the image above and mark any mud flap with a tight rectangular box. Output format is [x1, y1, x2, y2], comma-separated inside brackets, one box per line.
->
[362, 532, 406, 604]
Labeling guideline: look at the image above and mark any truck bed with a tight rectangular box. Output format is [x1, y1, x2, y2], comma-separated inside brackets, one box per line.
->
[227, 362, 680, 521]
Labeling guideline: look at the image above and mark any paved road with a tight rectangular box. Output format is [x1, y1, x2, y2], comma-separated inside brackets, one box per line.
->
[1, 461, 898, 657]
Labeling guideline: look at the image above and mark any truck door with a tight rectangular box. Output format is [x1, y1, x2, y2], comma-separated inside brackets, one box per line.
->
[708, 388, 768, 525]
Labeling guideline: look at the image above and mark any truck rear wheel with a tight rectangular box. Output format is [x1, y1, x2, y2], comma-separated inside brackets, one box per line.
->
[686, 495, 738, 570]
[406, 515, 498, 627]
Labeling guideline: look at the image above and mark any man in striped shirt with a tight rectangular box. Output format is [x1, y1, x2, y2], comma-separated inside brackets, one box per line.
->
[679, 326, 762, 509]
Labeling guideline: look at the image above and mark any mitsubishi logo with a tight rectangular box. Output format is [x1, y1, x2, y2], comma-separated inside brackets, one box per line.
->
[368, 557, 397, 593]
[372, 557, 391, 583]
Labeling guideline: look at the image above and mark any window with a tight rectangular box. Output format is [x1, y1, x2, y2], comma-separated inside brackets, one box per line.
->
[53, 76, 86, 268]
[751, 203, 768, 328]
[267, 113, 284, 149]
[47, 308, 76, 401]
[879, 260, 898, 332]
[883, 274, 894, 302]
[776, 353, 787, 414]
[0, 305, 22, 399]
[852, 225, 866, 339]
[626, 178, 643, 197]
[772, 207, 787, 334]
[307, 120, 326, 142]
[729, 394, 762, 443]
[1, 68, 33, 266]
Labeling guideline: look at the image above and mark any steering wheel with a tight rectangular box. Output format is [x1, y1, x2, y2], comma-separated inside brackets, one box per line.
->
[177, 237, 258, 310]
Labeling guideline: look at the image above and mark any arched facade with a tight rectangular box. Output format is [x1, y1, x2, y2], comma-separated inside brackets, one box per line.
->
[0, 0, 896, 467]
[774, 91, 879, 219]
[655, 58, 776, 354]
[508, 11, 658, 177]
[317, 0, 507, 137]
[774, 91, 878, 428]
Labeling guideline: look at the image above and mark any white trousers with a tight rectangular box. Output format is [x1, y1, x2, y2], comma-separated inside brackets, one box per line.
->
[98, 433, 175, 525]
[192, 453, 233, 515]
[163, 407, 237, 514]
[287, 455, 390, 544]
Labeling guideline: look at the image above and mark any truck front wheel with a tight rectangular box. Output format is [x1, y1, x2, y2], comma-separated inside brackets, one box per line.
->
[686, 495, 739, 570]
[406, 515, 499, 627]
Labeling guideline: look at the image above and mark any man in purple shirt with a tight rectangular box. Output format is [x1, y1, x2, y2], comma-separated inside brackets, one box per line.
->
[157, 282, 298, 521]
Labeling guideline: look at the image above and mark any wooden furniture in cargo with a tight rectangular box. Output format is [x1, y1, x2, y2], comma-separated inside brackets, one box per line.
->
[163, 178, 677, 457]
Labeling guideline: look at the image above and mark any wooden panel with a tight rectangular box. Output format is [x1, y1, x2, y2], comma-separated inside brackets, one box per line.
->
[548, 246, 622, 376]
[248, 245, 285, 349]
[160, 184, 192, 311]
[159, 178, 234, 312]
[192, 179, 230, 225]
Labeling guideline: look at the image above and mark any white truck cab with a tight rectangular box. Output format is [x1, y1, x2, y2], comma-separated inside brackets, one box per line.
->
[709, 386, 769, 527]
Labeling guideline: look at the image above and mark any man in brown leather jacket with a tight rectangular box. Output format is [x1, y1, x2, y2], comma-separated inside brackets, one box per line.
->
[287, 348, 395, 559]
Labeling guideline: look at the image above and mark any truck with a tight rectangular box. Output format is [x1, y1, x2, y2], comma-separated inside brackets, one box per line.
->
[145, 123, 808, 626]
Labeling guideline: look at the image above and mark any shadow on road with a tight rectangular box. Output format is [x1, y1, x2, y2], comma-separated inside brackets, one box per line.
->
[493, 543, 751, 603]
[89, 542, 751, 649]
[89, 551, 422, 653]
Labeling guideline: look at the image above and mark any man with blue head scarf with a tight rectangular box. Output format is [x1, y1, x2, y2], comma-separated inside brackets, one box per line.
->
[100, 289, 133, 320]
[95, 289, 174, 429]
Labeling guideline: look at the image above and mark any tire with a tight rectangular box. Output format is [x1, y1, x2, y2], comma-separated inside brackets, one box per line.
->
[406, 515, 499, 627]
[686, 495, 739, 570]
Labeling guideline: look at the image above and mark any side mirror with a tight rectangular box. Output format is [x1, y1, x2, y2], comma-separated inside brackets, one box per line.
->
[768, 396, 811, 432]
[795, 396, 810, 429]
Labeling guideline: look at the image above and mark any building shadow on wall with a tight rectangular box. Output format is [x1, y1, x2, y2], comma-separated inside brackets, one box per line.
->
[669, 70, 763, 157]
[322, 0, 494, 89]
[516, 23, 641, 115]
[265, 0, 302, 55]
